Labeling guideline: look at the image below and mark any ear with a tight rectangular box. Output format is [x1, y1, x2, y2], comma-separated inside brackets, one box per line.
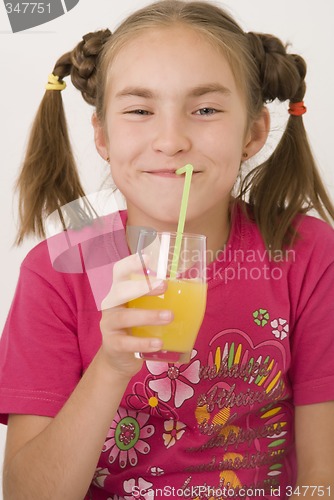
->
[243, 106, 270, 159]
[92, 113, 109, 160]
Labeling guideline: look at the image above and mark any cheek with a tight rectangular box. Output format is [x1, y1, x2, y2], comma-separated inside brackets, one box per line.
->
[108, 124, 145, 162]
[202, 119, 245, 152]
[107, 128, 125, 157]
[210, 135, 243, 166]
[108, 165, 132, 196]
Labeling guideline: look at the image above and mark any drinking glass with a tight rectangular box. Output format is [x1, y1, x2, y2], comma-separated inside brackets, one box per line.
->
[127, 230, 207, 363]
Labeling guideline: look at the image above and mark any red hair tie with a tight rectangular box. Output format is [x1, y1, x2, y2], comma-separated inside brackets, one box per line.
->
[288, 101, 307, 116]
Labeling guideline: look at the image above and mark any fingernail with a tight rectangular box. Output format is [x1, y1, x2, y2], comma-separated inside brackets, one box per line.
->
[159, 310, 172, 321]
[150, 338, 163, 348]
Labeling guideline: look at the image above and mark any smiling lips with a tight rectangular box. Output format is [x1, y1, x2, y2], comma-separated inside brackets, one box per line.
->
[148, 170, 180, 178]
[145, 169, 200, 177]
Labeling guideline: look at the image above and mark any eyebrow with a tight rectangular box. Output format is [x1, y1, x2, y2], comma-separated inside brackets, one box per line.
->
[115, 83, 232, 99]
[189, 83, 232, 97]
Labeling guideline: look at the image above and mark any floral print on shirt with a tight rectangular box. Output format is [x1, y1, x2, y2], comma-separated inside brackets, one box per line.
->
[102, 408, 155, 468]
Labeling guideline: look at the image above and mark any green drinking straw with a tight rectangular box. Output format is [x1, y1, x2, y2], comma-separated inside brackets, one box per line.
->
[170, 163, 194, 280]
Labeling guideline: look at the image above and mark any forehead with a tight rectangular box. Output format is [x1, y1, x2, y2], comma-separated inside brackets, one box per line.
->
[107, 25, 238, 96]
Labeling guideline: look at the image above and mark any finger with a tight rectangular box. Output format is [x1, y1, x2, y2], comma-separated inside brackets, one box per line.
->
[101, 277, 165, 309]
[146, 280, 168, 296]
[112, 253, 150, 283]
[103, 330, 163, 354]
[101, 306, 173, 331]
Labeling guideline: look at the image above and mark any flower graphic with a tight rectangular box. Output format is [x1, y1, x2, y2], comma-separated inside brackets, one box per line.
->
[126, 379, 178, 420]
[163, 420, 187, 448]
[146, 351, 200, 408]
[150, 466, 165, 476]
[123, 477, 154, 500]
[271, 318, 289, 340]
[253, 309, 270, 327]
[103, 408, 154, 468]
[92, 467, 110, 488]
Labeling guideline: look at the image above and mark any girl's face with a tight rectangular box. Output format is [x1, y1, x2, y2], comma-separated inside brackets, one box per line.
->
[94, 25, 268, 233]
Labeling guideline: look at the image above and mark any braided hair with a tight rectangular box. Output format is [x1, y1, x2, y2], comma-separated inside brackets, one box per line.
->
[15, 0, 333, 248]
[15, 29, 111, 243]
[240, 32, 333, 248]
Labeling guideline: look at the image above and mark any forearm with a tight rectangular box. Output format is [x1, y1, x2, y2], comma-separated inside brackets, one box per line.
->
[292, 403, 334, 500]
[3, 348, 130, 500]
[3, 254, 168, 500]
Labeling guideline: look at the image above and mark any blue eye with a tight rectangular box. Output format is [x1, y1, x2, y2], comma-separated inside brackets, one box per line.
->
[196, 108, 218, 116]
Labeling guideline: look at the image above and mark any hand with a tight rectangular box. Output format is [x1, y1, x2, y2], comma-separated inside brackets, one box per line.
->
[99, 253, 172, 379]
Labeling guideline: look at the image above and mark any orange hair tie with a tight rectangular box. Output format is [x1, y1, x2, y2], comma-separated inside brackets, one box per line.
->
[288, 101, 307, 116]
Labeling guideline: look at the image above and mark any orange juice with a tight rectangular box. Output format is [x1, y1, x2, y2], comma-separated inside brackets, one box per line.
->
[128, 279, 207, 362]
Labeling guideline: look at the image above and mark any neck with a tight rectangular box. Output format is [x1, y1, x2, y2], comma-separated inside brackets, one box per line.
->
[185, 209, 230, 264]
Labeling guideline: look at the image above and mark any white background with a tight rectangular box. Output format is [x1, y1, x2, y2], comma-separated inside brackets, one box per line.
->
[0, 0, 333, 496]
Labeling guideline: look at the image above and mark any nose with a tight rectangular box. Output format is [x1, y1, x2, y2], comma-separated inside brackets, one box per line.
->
[151, 114, 192, 156]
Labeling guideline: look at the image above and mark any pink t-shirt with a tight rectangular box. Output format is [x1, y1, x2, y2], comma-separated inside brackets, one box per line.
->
[1, 204, 334, 499]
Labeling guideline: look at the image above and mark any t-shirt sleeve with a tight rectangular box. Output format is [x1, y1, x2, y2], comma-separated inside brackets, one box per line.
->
[0, 261, 82, 424]
[289, 220, 334, 405]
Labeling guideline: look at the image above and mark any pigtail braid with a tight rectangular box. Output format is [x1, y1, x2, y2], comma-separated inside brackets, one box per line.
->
[70, 29, 112, 105]
[240, 33, 334, 250]
[15, 29, 111, 244]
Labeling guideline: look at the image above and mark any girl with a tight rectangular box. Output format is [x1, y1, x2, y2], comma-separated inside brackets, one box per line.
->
[1, 1, 334, 498]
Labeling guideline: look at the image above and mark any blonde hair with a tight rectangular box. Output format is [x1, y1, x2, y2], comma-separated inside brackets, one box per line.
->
[16, 0, 333, 249]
